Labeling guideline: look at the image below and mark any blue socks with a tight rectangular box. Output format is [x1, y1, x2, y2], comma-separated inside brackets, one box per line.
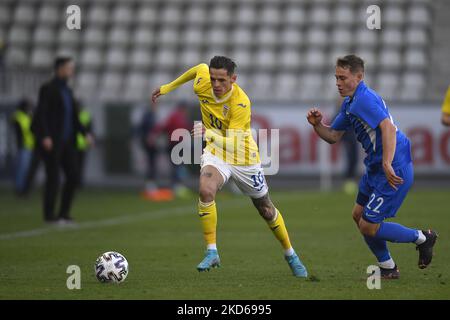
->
[375, 222, 419, 243]
[364, 235, 391, 262]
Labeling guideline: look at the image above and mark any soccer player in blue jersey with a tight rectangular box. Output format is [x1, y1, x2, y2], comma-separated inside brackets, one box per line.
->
[307, 55, 437, 279]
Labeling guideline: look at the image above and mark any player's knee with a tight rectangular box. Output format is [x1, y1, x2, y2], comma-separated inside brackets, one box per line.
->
[257, 203, 276, 221]
[352, 208, 362, 225]
[358, 219, 378, 237]
[199, 187, 216, 203]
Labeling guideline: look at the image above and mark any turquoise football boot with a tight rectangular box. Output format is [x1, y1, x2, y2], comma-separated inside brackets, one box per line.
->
[285, 253, 308, 278]
[197, 249, 221, 272]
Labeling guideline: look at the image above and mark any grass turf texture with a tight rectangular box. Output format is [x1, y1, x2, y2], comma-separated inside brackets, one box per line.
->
[0, 187, 448, 299]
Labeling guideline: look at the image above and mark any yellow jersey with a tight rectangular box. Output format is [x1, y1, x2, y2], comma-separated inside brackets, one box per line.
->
[160, 63, 260, 165]
[441, 86, 450, 115]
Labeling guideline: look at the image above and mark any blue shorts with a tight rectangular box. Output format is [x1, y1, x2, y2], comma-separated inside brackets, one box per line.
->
[356, 162, 414, 224]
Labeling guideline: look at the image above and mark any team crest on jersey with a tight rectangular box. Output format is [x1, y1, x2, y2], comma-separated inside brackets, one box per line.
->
[223, 105, 229, 117]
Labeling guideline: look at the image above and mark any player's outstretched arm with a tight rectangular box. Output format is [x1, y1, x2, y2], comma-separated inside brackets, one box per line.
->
[379, 118, 404, 189]
[306, 108, 344, 144]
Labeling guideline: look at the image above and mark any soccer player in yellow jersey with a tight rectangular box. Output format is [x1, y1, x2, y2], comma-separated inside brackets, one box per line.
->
[441, 86, 450, 126]
[151, 56, 307, 277]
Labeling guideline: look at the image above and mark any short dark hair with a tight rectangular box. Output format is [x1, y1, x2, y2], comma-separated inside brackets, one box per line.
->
[336, 54, 364, 74]
[54, 56, 73, 71]
[209, 56, 237, 75]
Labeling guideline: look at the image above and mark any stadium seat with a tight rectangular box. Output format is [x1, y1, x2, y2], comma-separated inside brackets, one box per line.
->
[304, 49, 326, 70]
[57, 28, 81, 48]
[231, 27, 254, 47]
[230, 48, 252, 69]
[137, 5, 157, 26]
[376, 73, 399, 101]
[306, 28, 328, 48]
[356, 28, 378, 48]
[155, 48, 177, 69]
[235, 5, 257, 27]
[378, 49, 402, 70]
[254, 49, 277, 70]
[283, 4, 306, 27]
[381, 28, 403, 48]
[407, 5, 431, 26]
[134, 28, 155, 48]
[333, 5, 354, 27]
[178, 48, 202, 68]
[185, 5, 206, 26]
[80, 48, 103, 70]
[124, 72, 148, 100]
[37, 4, 60, 26]
[208, 5, 232, 26]
[158, 27, 179, 47]
[260, 5, 281, 27]
[111, 5, 134, 26]
[383, 5, 405, 27]
[181, 27, 204, 47]
[279, 49, 301, 70]
[130, 49, 152, 70]
[14, 4, 35, 26]
[256, 27, 278, 48]
[106, 48, 128, 70]
[206, 28, 229, 47]
[309, 5, 331, 27]
[83, 28, 106, 47]
[108, 27, 130, 48]
[404, 49, 427, 70]
[5, 46, 28, 67]
[161, 5, 182, 26]
[400, 72, 426, 100]
[76, 71, 98, 95]
[0, 4, 11, 27]
[331, 28, 353, 49]
[299, 73, 323, 100]
[8, 26, 30, 47]
[279, 27, 303, 48]
[405, 28, 428, 47]
[99, 72, 123, 100]
[33, 27, 55, 46]
[87, 6, 109, 27]
[273, 73, 299, 100]
[249, 72, 272, 99]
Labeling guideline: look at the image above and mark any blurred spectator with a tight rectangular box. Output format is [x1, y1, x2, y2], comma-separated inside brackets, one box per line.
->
[31, 56, 88, 224]
[138, 102, 159, 195]
[441, 85, 450, 126]
[335, 96, 358, 194]
[75, 100, 95, 187]
[11, 98, 35, 195]
[148, 101, 193, 199]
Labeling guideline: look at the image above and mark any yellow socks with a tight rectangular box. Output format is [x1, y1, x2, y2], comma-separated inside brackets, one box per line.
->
[267, 209, 294, 255]
[198, 200, 217, 248]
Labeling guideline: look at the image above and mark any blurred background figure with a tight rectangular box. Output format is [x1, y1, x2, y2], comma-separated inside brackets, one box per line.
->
[138, 101, 163, 200]
[11, 98, 35, 196]
[31, 56, 86, 224]
[441, 85, 450, 126]
[335, 96, 359, 194]
[75, 99, 95, 188]
[146, 101, 193, 200]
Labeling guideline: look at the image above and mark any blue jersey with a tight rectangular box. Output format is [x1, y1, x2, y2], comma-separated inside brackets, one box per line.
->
[331, 81, 411, 172]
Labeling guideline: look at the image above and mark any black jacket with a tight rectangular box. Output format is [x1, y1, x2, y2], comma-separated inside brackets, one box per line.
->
[31, 77, 84, 148]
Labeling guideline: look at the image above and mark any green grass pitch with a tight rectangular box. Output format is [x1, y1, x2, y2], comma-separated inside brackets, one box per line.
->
[0, 187, 448, 299]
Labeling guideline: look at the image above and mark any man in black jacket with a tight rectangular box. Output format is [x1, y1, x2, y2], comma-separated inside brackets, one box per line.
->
[32, 56, 87, 224]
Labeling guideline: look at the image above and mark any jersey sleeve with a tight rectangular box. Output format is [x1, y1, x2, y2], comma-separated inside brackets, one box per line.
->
[331, 102, 351, 131]
[352, 96, 389, 129]
[160, 63, 208, 95]
[441, 86, 450, 115]
[193, 64, 210, 94]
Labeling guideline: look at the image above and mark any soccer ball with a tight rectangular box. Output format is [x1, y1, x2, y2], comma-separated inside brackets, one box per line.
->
[94, 251, 129, 283]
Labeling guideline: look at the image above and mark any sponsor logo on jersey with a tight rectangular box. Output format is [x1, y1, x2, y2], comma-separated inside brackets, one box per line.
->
[237, 103, 247, 108]
[223, 105, 229, 117]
